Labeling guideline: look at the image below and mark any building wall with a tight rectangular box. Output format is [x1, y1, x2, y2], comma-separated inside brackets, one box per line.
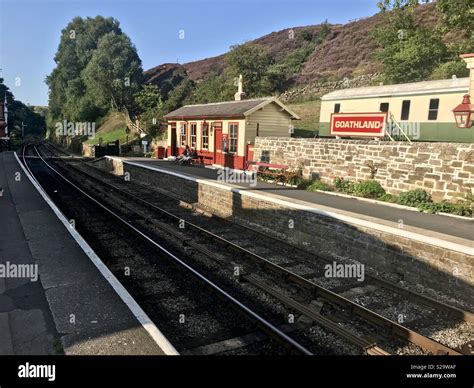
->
[167, 118, 246, 153]
[320, 91, 466, 122]
[253, 137, 474, 201]
[245, 102, 293, 144]
[319, 90, 474, 142]
[166, 101, 294, 168]
[95, 156, 474, 305]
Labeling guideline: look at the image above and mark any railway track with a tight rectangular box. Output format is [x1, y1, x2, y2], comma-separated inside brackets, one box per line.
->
[21, 143, 316, 355]
[33, 142, 473, 355]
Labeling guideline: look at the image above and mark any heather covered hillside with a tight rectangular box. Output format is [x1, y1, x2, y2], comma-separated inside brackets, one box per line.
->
[145, 1, 472, 105]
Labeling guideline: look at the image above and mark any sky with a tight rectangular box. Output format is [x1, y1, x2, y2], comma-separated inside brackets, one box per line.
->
[0, 0, 379, 106]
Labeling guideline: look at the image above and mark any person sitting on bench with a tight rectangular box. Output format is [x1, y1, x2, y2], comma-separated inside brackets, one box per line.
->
[189, 148, 198, 165]
[174, 145, 190, 165]
[179, 148, 198, 166]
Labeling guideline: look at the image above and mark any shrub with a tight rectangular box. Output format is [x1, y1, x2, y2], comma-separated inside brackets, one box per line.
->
[418, 201, 472, 217]
[397, 189, 432, 207]
[333, 177, 354, 193]
[351, 180, 385, 198]
[306, 180, 332, 192]
[379, 193, 398, 203]
[297, 180, 313, 190]
[285, 166, 304, 186]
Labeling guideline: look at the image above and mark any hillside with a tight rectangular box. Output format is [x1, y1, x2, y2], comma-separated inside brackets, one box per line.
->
[145, 3, 447, 94]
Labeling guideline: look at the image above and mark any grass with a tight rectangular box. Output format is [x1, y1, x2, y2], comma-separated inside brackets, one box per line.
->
[287, 99, 321, 137]
[84, 111, 133, 145]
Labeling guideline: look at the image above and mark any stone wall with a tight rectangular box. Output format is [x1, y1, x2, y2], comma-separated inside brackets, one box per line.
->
[253, 138, 474, 201]
[94, 157, 473, 304]
[279, 73, 381, 102]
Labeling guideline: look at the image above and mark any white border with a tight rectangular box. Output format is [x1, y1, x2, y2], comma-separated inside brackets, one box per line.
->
[15, 152, 179, 356]
[106, 156, 473, 256]
[330, 112, 387, 137]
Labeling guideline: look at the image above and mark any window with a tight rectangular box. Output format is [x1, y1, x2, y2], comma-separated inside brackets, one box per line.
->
[229, 123, 238, 154]
[179, 123, 187, 146]
[334, 103, 341, 113]
[428, 98, 439, 121]
[190, 123, 197, 147]
[401, 100, 411, 120]
[201, 122, 209, 150]
[380, 103, 389, 113]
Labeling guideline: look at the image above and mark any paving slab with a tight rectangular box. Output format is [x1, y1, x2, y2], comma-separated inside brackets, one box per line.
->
[0, 151, 167, 355]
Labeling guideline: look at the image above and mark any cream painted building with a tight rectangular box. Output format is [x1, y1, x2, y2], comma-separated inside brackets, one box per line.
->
[164, 95, 299, 170]
[320, 77, 473, 142]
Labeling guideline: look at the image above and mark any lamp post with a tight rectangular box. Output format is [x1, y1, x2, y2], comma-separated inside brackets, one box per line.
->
[453, 53, 474, 128]
[125, 127, 130, 153]
[453, 95, 473, 128]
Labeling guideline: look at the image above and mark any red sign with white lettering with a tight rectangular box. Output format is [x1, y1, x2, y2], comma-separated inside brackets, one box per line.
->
[330, 113, 387, 137]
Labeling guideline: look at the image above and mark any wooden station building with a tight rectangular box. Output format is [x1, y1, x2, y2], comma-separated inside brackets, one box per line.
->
[164, 76, 299, 169]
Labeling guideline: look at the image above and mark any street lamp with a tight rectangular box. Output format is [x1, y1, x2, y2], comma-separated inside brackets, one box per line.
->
[453, 94, 474, 128]
[125, 127, 130, 153]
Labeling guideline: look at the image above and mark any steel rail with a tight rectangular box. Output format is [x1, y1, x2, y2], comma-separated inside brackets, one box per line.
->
[40, 142, 467, 355]
[28, 143, 314, 356]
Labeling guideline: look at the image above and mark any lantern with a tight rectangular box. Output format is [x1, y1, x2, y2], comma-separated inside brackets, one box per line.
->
[453, 94, 474, 128]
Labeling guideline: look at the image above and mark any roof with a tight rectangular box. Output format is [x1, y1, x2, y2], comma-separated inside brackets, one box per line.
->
[164, 97, 300, 120]
[322, 77, 469, 101]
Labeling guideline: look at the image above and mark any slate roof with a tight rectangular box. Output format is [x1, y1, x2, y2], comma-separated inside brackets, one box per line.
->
[322, 78, 469, 100]
[164, 97, 299, 119]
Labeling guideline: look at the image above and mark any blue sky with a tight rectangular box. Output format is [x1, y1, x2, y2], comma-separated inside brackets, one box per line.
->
[0, 0, 379, 106]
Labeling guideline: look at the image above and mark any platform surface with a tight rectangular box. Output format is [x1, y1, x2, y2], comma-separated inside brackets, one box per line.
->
[117, 158, 473, 244]
[0, 152, 166, 355]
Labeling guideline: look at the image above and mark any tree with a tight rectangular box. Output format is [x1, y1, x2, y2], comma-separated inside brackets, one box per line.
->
[373, 3, 449, 83]
[164, 79, 195, 112]
[46, 16, 143, 125]
[83, 32, 143, 113]
[430, 61, 469, 80]
[436, 0, 473, 33]
[377, 0, 423, 12]
[191, 73, 234, 104]
[224, 43, 273, 97]
[0, 80, 45, 137]
[134, 84, 162, 112]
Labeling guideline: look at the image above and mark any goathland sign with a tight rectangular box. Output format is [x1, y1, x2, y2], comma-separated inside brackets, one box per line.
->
[330, 112, 388, 137]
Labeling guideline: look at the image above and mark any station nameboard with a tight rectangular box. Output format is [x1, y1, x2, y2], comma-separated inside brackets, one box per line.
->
[330, 112, 387, 137]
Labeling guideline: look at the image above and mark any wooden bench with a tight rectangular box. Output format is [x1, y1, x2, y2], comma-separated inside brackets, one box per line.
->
[193, 155, 213, 166]
[247, 161, 289, 180]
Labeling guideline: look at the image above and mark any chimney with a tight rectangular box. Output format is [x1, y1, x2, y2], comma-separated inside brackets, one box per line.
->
[234, 74, 246, 101]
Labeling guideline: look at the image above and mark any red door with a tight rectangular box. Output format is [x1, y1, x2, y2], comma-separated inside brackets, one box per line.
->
[170, 123, 177, 156]
[246, 144, 254, 170]
[214, 124, 223, 166]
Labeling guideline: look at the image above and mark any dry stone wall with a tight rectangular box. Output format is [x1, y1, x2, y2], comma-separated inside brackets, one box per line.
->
[93, 157, 473, 304]
[253, 138, 474, 201]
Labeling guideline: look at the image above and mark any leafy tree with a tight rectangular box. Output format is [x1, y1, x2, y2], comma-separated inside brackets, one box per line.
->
[191, 73, 234, 104]
[377, 0, 423, 12]
[224, 43, 273, 97]
[373, 3, 449, 83]
[164, 79, 195, 112]
[134, 84, 162, 112]
[0, 79, 45, 137]
[436, 0, 473, 33]
[430, 60, 469, 80]
[47, 16, 142, 125]
[83, 32, 143, 113]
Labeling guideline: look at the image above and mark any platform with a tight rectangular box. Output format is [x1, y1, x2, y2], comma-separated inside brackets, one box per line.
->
[0, 151, 172, 355]
[109, 157, 473, 246]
